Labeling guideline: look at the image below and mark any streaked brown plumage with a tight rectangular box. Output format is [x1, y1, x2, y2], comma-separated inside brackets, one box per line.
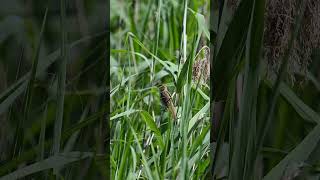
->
[159, 84, 176, 120]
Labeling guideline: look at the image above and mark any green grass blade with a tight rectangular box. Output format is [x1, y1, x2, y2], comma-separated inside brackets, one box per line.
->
[111, 109, 140, 121]
[12, 7, 48, 158]
[263, 124, 320, 180]
[213, 0, 254, 100]
[212, 77, 236, 178]
[190, 125, 210, 155]
[38, 105, 48, 160]
[140, 111, 165, 149]
[188, 102, 209, 133]
[227, 0, 266, 178]
[265, 80, 320, 124]
[179, 0, 191, 178]
[306, 71, 320, 91]
[0, 152, 93, 180]
[53, 0, 67, 163]
[129, 123, 155, 180]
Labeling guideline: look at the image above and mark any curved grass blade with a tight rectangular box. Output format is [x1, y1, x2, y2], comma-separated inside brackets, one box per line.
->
[0, 152, 93, 180]
[188, 102, 209, 133]
[264, 80, 320, 124]
[140, 111, 164, 149]
[127, 33, 178, 81]
[263, 124, 320, 180]
[190, 125, 210, 155]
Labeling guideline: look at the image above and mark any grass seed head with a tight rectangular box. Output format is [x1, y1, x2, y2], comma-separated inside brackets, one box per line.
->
[193, 47, 210, 84]
[229, 0, 320, 84]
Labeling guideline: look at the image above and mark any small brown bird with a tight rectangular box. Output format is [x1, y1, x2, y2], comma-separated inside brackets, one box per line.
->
[159, 84, 177, 120]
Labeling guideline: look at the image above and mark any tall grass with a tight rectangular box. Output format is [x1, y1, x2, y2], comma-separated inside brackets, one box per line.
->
[110, 0, 210, 179]
[211, 0, 320, 179]
[0, 1, 108, 179]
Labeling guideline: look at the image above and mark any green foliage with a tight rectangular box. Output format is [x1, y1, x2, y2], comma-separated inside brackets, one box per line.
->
[110, 0, 210, 179]
[0, 1, 107, 179]
[212, 0, 320, 179]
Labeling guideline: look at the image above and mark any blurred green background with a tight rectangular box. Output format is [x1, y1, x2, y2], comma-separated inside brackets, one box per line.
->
[0, 0, 108, 179]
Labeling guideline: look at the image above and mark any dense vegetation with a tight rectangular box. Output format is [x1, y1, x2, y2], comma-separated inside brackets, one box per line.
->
[111, 0, 211, 179]
[211, 0, 320, 179]
[0, 0, 107, 179]
[0, 0, 319, 179]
